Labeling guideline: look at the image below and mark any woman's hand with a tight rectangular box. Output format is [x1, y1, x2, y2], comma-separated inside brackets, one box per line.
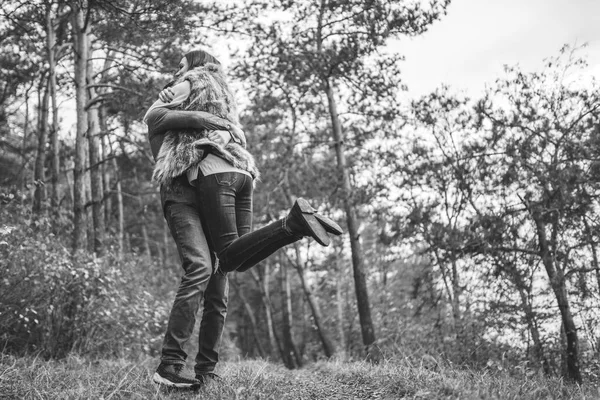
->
[227, 124, 246, 147]
[159, 87, 175, 103]
[158, 81, 190, 103]
[208, 130, 231, 146]
[228, 124, 245, 139]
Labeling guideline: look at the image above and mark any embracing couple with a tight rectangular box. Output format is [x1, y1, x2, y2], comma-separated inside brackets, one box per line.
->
[144, 49, 343, 389]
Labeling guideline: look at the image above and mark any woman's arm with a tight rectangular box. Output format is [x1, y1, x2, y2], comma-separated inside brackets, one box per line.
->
[146, 79, 247, 147]
[146, 107, 229, 132]
[146, 107, 246, 146]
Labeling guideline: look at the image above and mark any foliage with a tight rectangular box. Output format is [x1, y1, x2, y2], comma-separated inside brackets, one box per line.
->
[228, 0, 454, 226]
[0, 190, 172, 359]
[387, 45, 600, 382]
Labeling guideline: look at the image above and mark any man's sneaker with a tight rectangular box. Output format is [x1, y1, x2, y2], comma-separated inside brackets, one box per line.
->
[196, 372, 222, 385]
[153, 363, 201, 389]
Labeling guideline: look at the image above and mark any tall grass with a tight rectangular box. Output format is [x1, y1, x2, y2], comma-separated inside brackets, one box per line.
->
[1, 353, 597, 399]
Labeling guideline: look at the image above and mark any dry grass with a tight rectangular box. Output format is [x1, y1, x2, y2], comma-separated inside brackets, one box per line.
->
[1, 353, 598, 399]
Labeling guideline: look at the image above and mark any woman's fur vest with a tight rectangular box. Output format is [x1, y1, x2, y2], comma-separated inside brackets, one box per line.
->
[152, 64, 259, 186]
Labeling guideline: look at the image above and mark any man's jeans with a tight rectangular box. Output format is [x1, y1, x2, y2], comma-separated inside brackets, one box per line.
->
[160, 176, 228, 375]
[195, 172, 301, 272]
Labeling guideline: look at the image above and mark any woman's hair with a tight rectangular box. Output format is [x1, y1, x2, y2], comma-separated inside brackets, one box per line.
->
[163, 50, 221, 90]
[184, 49, 221, 69]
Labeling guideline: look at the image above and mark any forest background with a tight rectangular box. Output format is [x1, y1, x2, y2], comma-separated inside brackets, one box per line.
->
[1, 0, 599, 393]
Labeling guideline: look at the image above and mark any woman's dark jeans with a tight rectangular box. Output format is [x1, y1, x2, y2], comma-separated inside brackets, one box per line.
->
[160, 176, 228, 375]
[196, 172, 300, 272]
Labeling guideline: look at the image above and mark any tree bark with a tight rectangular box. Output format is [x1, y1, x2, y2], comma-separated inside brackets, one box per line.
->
[509, 267, 550, 374]
[582, 216, 600, 293]
[323, 79, 380, 363]
[71, 1, 89, 252]
[280, 255, 302, 369]
[335, 250, 347, 358]
[18, 82, 36, 192]
[100, 110, 112, 231]
[250, 266, 283, 360]
[162, 217, 170, 265]
[46, 5, 61, 214]
[0, 105, 8, 137]
[115, 175, 124, 256]
[140, 201, 151, 257]
[141, 223, 151, 257]
[125, 232, 131, 254]
[96, 53, 113, 232]
[86, 43, 106, 256]
[450, 256, 464, 342]
[532, 211, 581, 383]
[291, 243, 336, 358]
[33, 77, 50, 214]
[84, 147, 93, 252]
[108, 134, 124, 258]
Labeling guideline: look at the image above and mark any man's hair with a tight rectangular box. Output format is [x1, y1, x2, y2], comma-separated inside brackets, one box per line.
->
[184, 50, 221, 69]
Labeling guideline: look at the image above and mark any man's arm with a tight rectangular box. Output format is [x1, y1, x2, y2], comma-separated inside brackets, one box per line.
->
[146, 107, 246, 147]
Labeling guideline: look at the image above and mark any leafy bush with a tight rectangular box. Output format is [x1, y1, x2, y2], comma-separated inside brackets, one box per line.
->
[0, 190, 171, 359]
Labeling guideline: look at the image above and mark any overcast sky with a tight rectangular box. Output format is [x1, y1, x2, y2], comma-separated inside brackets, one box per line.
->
[393, 0, 600, 97]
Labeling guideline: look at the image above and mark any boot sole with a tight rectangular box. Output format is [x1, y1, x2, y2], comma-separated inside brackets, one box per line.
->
[314, 214, 343, 235]
[296, 198, 330, 247]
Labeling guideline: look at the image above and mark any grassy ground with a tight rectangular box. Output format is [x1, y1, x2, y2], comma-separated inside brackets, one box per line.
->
[0, 354, 598, 399]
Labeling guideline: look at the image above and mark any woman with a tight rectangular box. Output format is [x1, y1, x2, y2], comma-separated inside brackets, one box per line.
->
[149, 49, 343, 273]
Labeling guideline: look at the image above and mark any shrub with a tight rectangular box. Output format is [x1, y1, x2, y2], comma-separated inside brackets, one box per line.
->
[0, 190, 171, 359]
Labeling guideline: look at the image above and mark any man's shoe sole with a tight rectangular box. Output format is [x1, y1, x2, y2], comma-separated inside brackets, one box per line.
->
[152, 372, 201, 389]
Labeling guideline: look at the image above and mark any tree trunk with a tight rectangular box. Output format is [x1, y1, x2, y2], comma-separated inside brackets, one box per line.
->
[582, 217, 600, 293]
[250, 266, 283, 360]
[71, 1, 89, 252]
[64, 159, 74, 209]
[0, 105, 8, 137]
[47, 5, 61, 214]
[113, 168, 124, 258]
[96, 54, 113, 232]
[498, 254, 550, 373]
[335, 251, 347, 358]
[85, 149, 94, 252]
[86, 46, 105, 256]
[323, 79, 380, 363]
[100, 109, 112, 232]
[450, 257, 465, 343]
[231, 279, 267, 358]
[18, 82, 35, 192]
[292, 242, 336, 358]
[156, 243, 164, 267]
[431, 245, 462, 345]
[33, 77, 50, 214]
[108, 135, 124, 258]
[162, 217, 170, 265]
[533, 212, 581, 383]
[280, 255, 301, 369]
[125, 232, 131, 254]
[140, 209, 151, 257]
[512, 274, 550, 374]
